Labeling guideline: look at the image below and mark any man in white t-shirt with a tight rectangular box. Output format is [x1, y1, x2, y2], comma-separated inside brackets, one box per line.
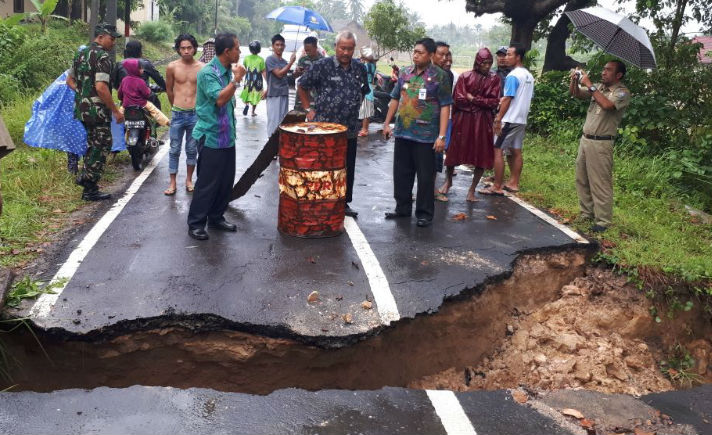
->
[480, 44, 534, 196]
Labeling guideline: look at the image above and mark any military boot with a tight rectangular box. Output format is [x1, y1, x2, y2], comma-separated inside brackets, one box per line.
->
[81, 182, 111, 201]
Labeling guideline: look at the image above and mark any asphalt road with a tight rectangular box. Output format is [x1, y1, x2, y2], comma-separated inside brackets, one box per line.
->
[0, 386, 573, 435]
[18, 93, 584, 344]
[2, 385, 708, 435]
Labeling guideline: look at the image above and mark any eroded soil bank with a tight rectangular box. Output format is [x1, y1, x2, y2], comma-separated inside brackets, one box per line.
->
[411, 266, 712, 395]
[3, 249, 710, 396]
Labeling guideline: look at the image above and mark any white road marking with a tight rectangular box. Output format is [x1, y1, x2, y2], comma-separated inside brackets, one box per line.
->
[505, 194, 589, 244]
[343, 216, 400, 325]
[426, 390, 478, 435]
[29, 145, 169, 319]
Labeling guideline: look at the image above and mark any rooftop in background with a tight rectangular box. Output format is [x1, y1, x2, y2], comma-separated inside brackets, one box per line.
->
[692, 36, 712, 64]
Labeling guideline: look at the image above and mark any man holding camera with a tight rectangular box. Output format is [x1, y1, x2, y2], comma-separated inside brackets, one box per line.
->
[569, 60, 631, 233]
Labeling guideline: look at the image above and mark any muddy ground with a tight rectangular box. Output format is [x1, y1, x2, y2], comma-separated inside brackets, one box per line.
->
[411, 265, 712, 396]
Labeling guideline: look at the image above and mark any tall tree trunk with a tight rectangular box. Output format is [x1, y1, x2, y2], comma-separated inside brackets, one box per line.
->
[667, 0, 687, 66]
[89, 0, 99, 43]
[543, 0, 595, 72]
[510, 19, 538, 50]
[105, 0, 117, 62]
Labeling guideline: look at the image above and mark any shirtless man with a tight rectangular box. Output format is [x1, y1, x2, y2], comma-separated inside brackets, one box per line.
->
[164, 34, 203, 195]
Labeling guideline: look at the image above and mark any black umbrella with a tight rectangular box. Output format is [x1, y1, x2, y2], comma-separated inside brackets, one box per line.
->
[566, 6, 657, 69]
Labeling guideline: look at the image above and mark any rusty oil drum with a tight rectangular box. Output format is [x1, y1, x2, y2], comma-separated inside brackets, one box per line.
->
[278, 122, 348, 238]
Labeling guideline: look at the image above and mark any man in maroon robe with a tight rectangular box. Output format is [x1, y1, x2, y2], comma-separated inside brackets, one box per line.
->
[439, 48, 501, 202]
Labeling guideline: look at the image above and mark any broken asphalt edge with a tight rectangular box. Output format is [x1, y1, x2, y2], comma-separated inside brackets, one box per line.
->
[7, 242, 598, 349]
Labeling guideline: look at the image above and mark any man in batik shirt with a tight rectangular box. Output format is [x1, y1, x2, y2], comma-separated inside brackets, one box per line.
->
[382, 38, 452, 228]
[297, 31, 370, 218]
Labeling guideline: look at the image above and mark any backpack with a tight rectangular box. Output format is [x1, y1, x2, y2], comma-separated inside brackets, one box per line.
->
[246, 67, 263, 92]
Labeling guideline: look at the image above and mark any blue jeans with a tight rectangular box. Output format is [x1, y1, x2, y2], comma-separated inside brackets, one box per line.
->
[169, 110, 198, 175]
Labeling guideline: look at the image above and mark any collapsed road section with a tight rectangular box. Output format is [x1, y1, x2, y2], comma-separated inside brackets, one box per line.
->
[3, 110, 595, 394]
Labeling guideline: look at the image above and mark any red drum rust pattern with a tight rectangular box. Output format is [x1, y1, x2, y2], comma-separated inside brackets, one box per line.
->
[278, 122, 348, 238]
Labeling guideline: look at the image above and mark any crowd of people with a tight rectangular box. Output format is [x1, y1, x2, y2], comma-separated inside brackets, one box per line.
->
[29, 21, 630, 240]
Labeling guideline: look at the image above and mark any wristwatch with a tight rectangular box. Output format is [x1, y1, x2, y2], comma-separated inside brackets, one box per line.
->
[588, 85, 597, 93]
[231, 78, 240, 87]
[437, 135, 446, 141]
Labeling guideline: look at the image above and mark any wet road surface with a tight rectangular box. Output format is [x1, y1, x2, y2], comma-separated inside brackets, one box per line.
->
[0, 386, 572, 435]
[19, 93, 584, 343]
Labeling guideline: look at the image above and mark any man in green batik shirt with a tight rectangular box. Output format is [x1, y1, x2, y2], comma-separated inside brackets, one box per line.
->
[69, 23, 124, 201]
[187, 33, 246, 241]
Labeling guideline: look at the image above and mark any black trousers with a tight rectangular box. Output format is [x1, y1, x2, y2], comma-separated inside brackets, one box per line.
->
[393, 137, 435, 221]
[187, 145, 236, 229]
[346, 137, 357, 204]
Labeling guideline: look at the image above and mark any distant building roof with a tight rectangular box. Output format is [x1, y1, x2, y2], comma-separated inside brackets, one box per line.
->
[331, 19, 373, 50]
[692, 36, 712, 64]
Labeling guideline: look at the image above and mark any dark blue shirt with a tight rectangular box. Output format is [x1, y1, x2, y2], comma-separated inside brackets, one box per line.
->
[298, 56, 370, 139]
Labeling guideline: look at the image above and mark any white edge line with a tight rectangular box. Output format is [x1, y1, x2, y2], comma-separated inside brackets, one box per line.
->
[505, 194, 589, 244]
[426, 390, 478, 435]
[343, 216, 401, 325]
[29, 145, 170, 319]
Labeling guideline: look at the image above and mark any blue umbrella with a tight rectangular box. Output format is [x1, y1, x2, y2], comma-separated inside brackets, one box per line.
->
[265, 6, 334, 32]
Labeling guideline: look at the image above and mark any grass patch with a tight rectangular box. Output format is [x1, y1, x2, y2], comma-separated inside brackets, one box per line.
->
[520, 132, 712, 308]
[4, 276, 65, 308]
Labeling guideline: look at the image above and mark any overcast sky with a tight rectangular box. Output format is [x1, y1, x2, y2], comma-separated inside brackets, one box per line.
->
[360, 0, 703, 34]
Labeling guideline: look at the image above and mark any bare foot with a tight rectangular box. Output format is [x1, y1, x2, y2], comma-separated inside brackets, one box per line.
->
[438, 181, 451, 195]
[466, 191, 480, 202]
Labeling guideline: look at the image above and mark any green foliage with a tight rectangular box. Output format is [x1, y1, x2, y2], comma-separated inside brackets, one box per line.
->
[0, 22, 26, 61]
[216, 3, 251, 37]
[0, 14, 25, 27]
[0, 24, 82, 107]
[659, 343, 701, 387]
[364, 0, 426, 58]
[26, 0, 68, 33]
[4, 276, 62, 308]
[135, 20, 174, 43]
[346, 0, 365, 24]
[157, 0, 212, 35]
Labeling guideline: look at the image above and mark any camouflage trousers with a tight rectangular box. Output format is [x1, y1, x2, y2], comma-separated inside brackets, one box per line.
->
[80, 123, 112, 184]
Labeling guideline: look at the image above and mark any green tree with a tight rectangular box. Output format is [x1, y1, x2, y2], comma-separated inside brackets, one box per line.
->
[364, 0, 426, 58]
[217, 4, 251, 37]
[157, 0, 212, 35]
[237, 0, 281, 43]
[635, 0, 712, 66]
[347, 0, 364, 23]
[316, 0, 348, 24]
[27, 0, 68, 33]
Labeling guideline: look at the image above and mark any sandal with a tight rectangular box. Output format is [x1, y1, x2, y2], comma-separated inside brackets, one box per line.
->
[164, 187, 177, 196]
[435, 193, 449, 202]
[185, 184, 194, 193]
[357, 130, 368, 137]
[503, 186, 520, 193]
[477, 188, 505, 196]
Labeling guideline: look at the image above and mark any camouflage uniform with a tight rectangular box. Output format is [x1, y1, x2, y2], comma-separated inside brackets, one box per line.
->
[71, 41, 114, 186]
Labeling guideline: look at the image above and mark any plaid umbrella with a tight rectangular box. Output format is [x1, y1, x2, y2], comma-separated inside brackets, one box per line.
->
[566, 6, 657, 69]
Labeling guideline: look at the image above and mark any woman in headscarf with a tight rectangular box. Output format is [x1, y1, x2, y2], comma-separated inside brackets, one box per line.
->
[357, 47, 376, 137]
[439, 47, 501, 202]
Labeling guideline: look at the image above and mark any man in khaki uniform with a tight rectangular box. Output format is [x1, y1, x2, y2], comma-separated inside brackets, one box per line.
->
[0, 115, 15, 216]
[569, 60, 631, 232]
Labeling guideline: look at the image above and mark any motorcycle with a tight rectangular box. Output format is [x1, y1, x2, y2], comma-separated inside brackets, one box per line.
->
[123, 86, 164, 171]
[370, 63, 399, 124]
